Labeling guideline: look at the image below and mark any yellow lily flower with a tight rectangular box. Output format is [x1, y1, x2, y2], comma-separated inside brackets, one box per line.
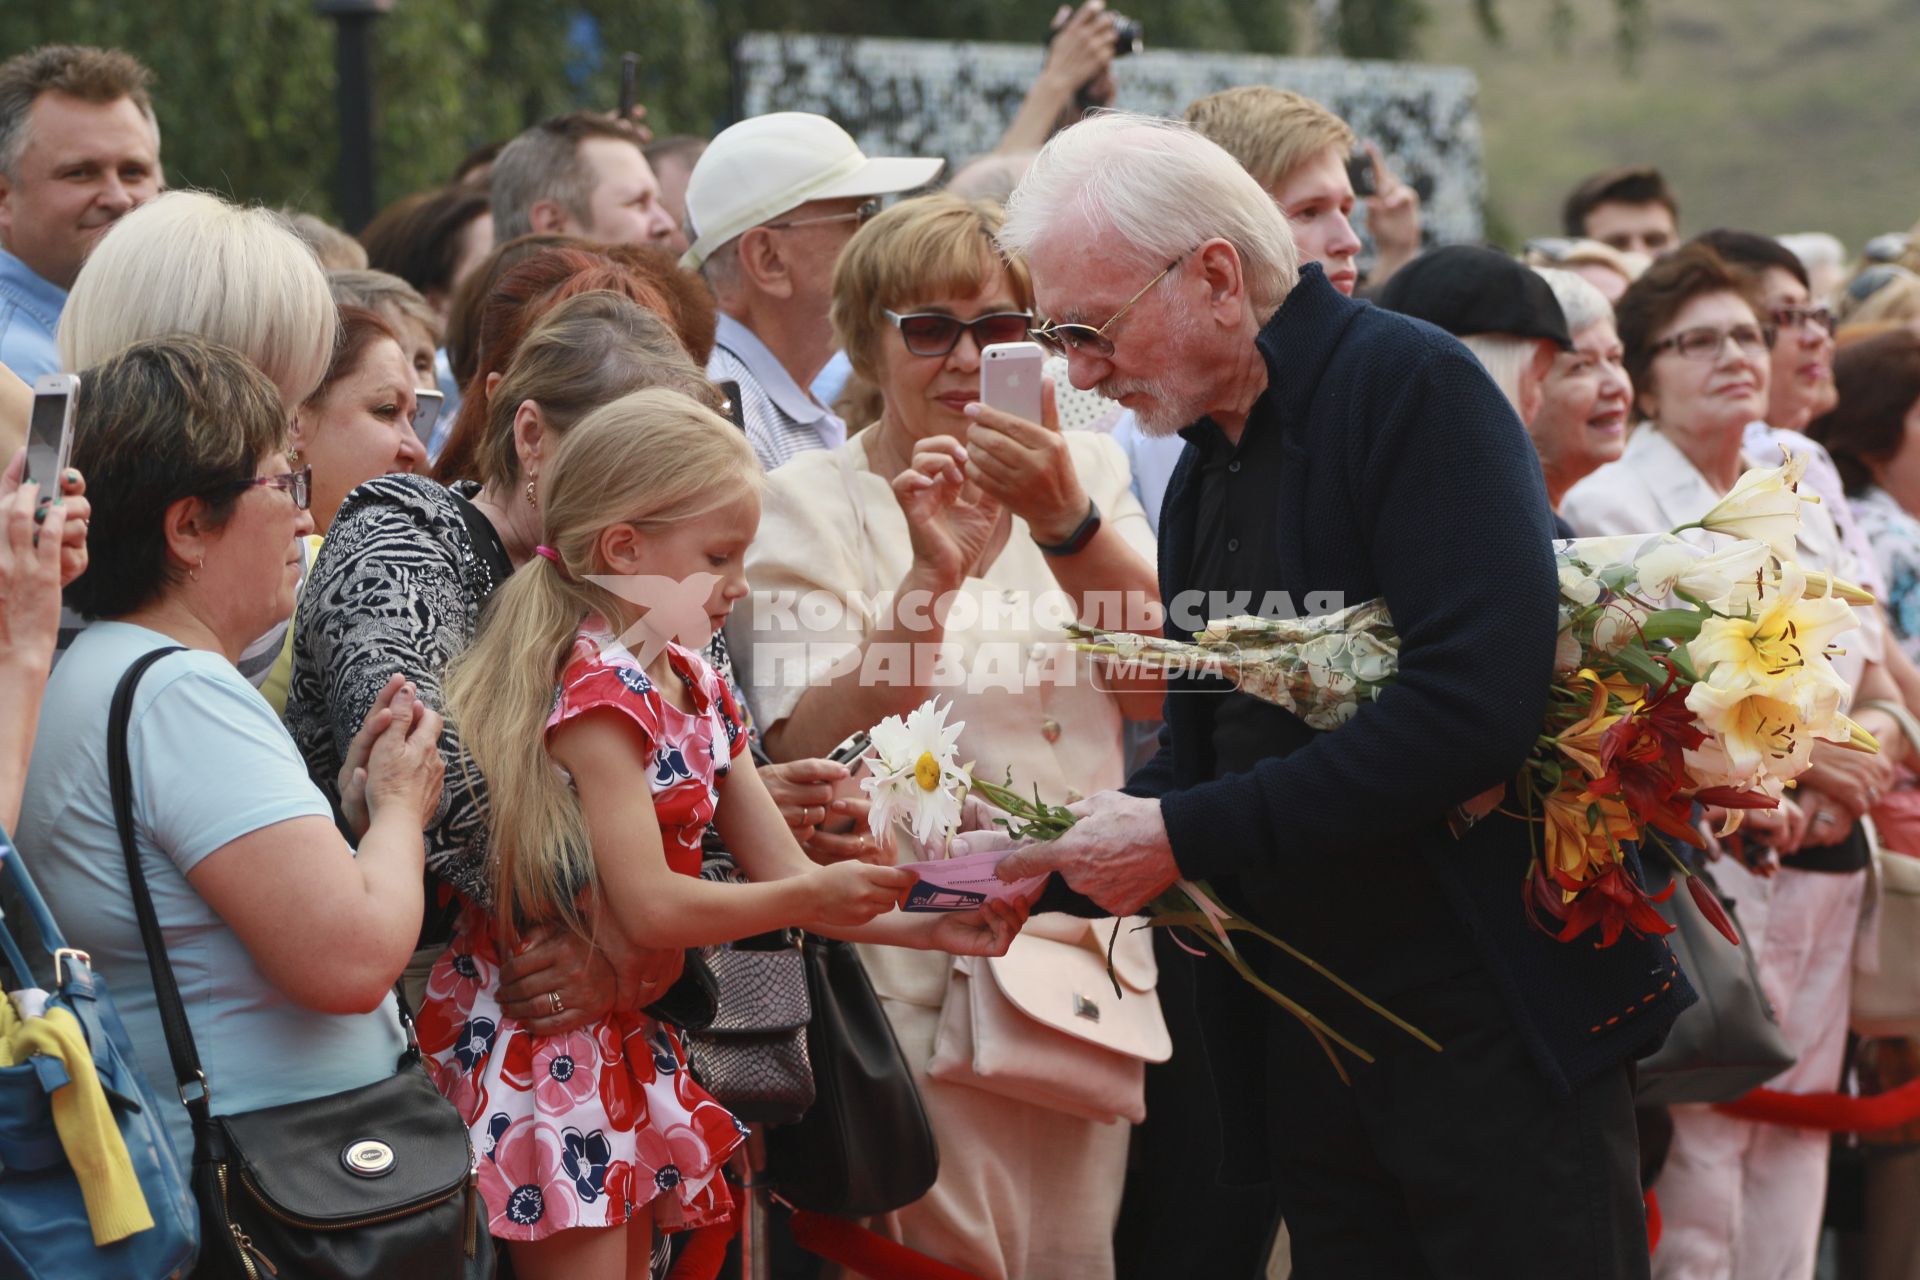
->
[1541, 782, 1637, 889]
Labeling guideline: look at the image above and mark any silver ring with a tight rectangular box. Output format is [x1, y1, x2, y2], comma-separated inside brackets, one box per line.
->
[548, 990, 564, 1015]
[1813, 812, 1838, 826]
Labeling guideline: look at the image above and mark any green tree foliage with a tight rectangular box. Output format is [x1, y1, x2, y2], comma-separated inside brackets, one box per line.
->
[3, 0, 1444, 222]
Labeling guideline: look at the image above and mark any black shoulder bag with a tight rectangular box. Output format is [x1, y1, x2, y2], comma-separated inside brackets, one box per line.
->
[110, 647, 494, 1279]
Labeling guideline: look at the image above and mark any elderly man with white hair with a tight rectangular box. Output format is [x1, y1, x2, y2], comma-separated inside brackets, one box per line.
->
[984, 112, 1686, 1277]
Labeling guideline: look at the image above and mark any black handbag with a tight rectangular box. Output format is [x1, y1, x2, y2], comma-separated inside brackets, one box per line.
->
[109, 648, 493, 1279]
[761, 936, 938, 1216]
[1634, 858, 1797, 1106]
[682, 937, 814, 1126]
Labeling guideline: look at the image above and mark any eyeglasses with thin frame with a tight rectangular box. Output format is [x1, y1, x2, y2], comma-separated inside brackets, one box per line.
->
[1648, 323, 1777, 363]
[1770, 305, 1835, 338]
[884, 309, 1035, 358]
[764, 199, 881, 232]
[208, 464, 312, 510]
[1030, 255, 1187, 359]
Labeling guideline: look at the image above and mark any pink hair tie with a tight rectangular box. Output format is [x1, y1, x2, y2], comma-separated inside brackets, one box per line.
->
[533, 545, 564, 569]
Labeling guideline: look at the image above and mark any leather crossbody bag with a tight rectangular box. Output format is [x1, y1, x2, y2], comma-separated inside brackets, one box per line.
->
[110, 648, 492, 1279]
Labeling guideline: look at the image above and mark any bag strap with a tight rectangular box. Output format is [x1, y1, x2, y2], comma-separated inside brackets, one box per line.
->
[107, 645, 213, 1120]
[0, 823, 71, 984]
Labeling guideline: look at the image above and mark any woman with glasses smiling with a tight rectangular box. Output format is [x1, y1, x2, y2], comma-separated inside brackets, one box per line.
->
[1564, 244, 1907, 1280]
[15, 336, 449, 1168]
[730, 192, 1163, 1279]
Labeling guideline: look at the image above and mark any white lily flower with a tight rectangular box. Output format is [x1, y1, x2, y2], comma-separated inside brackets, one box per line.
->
[1694, 453, 1815, 558]
[861, 698, 971, 853]
[1633, 535, 1771, 603]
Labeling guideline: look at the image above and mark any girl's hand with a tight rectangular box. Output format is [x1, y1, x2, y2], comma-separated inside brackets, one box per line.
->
[923, 897, 1029, 957]
[805, 859, 918, 928]
[364, 683, 446, 829]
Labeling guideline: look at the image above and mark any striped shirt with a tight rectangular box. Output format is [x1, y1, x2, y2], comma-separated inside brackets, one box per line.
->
[706, 314, 845, 472]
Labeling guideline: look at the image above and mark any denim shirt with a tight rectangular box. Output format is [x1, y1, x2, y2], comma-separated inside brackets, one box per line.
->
[0, 246, 65, 382]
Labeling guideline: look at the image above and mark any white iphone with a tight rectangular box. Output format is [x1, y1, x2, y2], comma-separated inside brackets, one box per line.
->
[25, 373, 80, 486]
[979, 341, 1046, 423]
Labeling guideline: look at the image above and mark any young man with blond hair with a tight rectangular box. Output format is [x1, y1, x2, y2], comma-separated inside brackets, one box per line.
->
[1185, 84, 1421, 295]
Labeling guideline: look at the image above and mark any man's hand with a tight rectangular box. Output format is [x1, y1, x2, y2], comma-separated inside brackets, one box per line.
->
[995, 790, 1178, 915]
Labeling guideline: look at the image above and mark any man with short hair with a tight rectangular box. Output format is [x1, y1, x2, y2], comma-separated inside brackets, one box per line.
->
[644, 134, 705, 256]
[0, 44, 162, 381]
[1186, 84, 1423, 296]
[1563, 164, 1680, 257]
[991, 113, 1680, 1276]
[1376, 243, 1573, 426]
[681, 113, 940, 471]
[488, 112, 676, 247]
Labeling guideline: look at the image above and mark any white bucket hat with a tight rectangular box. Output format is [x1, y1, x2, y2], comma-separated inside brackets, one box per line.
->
[680, 112, 944, 269]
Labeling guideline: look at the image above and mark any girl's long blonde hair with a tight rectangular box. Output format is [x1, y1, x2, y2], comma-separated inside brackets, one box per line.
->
[444, 388, 762, 935]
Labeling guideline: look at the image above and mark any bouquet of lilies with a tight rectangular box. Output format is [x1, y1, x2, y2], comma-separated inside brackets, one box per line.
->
[1071, 452, 1882, 951]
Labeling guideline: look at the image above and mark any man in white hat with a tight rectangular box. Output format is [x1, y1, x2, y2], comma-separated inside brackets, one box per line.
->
[682, 112, 942, 471]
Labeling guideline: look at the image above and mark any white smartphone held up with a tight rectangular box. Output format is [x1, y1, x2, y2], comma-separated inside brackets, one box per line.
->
[412, 388, 445, 448]
[25, 373, 80, 487]
[979, 341, 1046, 424]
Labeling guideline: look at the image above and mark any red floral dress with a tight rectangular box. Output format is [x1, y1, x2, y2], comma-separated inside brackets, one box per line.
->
[420, 629, 749, 1242]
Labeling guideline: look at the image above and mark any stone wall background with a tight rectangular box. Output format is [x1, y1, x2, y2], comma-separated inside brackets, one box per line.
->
[734, 33, 1486, 251]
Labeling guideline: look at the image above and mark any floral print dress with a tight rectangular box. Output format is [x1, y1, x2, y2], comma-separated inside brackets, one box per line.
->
[420, 627, 749, 1242]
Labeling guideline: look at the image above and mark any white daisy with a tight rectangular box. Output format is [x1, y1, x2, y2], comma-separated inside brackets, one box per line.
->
[861, 699, 971, 854]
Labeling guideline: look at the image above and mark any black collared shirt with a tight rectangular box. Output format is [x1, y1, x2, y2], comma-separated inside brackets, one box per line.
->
[1182, 415, 1302, 776]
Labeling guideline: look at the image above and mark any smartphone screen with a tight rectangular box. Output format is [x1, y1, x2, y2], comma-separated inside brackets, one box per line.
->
[412, 389, 444, 447]
[25, 375, 80, 486]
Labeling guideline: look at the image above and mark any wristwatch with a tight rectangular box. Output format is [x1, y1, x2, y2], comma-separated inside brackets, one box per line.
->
[1034, 499, 1102, 557]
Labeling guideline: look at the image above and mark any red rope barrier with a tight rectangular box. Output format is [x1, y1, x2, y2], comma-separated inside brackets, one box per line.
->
[1714, 1077, 1920, 1132]
[789, 1210, 985, 1280]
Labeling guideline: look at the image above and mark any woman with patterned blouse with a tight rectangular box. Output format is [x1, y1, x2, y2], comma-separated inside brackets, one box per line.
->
[1809, 329, 1920, 662]
[287, 290, 717, 1026]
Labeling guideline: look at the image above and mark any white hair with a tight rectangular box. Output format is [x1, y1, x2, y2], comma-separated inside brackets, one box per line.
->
[1458, 333, 1550, 415]
[999, 111, 1300, 314]
[1777, 232, 1846, 275]
[57, 190, 338, 405]
[1534, 267, 1613, 337]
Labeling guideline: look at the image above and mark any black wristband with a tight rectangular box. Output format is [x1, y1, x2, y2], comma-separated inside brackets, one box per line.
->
[1035, 499, 1102, 556]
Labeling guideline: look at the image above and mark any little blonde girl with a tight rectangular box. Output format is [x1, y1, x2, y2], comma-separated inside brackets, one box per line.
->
[426, 389, 1027, 1279]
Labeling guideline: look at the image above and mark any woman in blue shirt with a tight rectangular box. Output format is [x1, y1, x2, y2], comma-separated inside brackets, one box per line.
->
[16, 336, 445, 1162]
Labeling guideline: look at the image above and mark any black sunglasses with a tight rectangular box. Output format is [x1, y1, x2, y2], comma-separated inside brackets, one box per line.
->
[884, 309, 1035, 358]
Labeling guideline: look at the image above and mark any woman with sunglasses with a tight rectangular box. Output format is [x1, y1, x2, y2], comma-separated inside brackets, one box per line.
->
[15, 336, 447, 1168]
[730, 193, 1162, 1279]
[1564, 244, 1904, 1280]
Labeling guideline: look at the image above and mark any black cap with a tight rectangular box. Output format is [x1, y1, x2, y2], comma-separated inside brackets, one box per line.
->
[1375, 244, 1574, 350]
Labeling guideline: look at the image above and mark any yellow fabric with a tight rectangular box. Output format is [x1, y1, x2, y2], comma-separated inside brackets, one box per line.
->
[0, 998, 154, 1245]
[260, 533, 326, 715]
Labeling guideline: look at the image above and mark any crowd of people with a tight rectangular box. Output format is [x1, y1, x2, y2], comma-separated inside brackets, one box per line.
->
[6, 18, 1920, 1280]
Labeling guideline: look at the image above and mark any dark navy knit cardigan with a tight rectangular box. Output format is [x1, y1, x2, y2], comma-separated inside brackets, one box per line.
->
[1052, 264, 1692, 1142]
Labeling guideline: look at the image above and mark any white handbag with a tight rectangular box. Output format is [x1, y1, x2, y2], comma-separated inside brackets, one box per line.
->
[927, 914, 1171, 1124]
[1852, 817, 1920, 1039]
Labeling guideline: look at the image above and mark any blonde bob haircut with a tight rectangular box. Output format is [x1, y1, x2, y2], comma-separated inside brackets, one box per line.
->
[444, 387, 762, 935]
[1184, 86, 1355, 194]
[57, 191, 337, 406]
[1000, 111, 1301, 317]
[831, 193, 1033, 387]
